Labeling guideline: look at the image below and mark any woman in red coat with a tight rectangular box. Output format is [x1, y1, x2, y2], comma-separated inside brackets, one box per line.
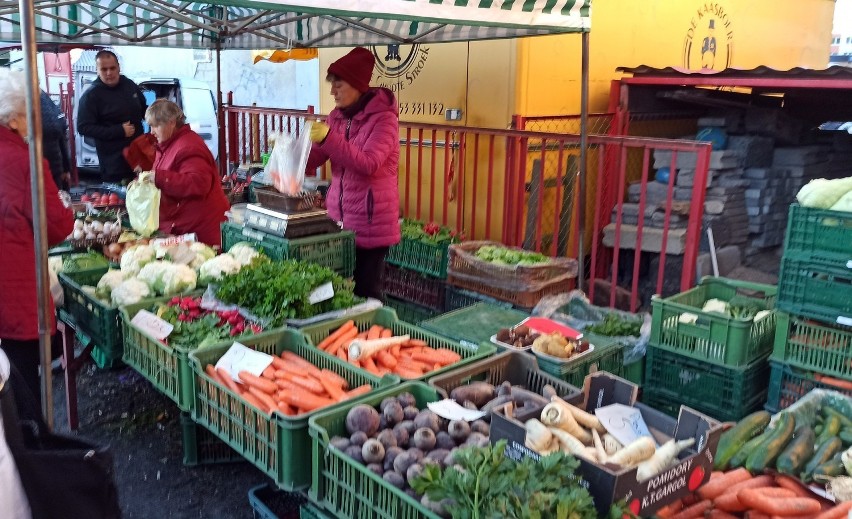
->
[146, 99, 228, 247]
[0, 68, 75, 405]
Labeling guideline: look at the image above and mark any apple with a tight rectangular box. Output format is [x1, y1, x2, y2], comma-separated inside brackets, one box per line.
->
[80, 194, 90, 202]
[108, 193, 120, 204]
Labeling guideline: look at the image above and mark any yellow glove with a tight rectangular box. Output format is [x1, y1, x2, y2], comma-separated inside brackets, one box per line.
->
[310, 122, 330, 143]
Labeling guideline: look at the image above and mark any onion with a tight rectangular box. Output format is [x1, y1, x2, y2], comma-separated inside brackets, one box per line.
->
[91, 220, 104, 233]
[74, 219, 84, 230]
[102, 222, 112, 235]
[72, 229, 85, 240]
[108, 243, 123, 256]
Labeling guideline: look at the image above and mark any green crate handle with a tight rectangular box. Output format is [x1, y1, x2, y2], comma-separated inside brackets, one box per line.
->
[676, 319, 712, 340]
[698, 276, 777, 299]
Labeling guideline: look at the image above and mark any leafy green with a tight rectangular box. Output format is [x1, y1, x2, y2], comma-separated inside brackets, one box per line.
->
[473, 245, 547, 266]
[585, 314, 642, 337]
[400, 218, 464, 244]
[410, 440, 621, 519]
[214, 260, 358, 326]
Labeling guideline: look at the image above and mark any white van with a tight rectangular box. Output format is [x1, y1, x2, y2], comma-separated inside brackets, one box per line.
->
[74, 75, 218, 170]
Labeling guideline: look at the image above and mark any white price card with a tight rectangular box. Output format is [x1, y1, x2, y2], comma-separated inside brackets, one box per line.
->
[214, 342, 274, 382]
[309, 282, 334, 305]
[130, 309, 174, 340]
[427, 399, 486, 422]
[595, 403, 656, 448]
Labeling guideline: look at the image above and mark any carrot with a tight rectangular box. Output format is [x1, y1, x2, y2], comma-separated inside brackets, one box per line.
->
[654, 499, 684, 518]
[280, 351, 323, 377]
[720, 474, 776, 496]
[240, 391, 268, 413]
[205, 365, 224, 386]
[355, 331, 369, 340]
[329, 327, 358, 354]
[738, 489, 820, 516]
[713, 491, 747, 513]
[397, 357, 433, 372]
[405, 338, 428, 348]
[697, 468, 752, 500]
[262, 365, 276, 379]
[248, 386, 278, 415]
[273, 369, 294, 380]
[393, 365, 423, 379]
[289, 375, 325, 395]
[361, 356, 381, 375]
[319, 369, 349, 390]
[707, 510, 739, 519]
[668, 499, 711, 519]
[276, 401, 295, 416]
[366, 325, 383, 340]
[270, 356, 291, 371]
[317, 374, 346, 401]
[238, 371, 278, 394]
[216, 367, 243, 394]
[391, 344, 401, 357]
[345, 384, 372, 398]
[278, 390, 334, 412]
[317, 320, 354, 350]
[814, 501, 852, 519]
[336, 347, 348, 361]
[380, 328, 393, 338]
[775, 474, 816, 499]
[814, 374, 852, 391]
[744, 512, 771, 519]
[376, 350, 398, 369]
[771, 516, 824, 519]
[411, 349, 461, 365]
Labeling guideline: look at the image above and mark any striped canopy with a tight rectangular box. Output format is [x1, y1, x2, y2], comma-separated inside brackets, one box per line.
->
[0, 0, 591, 50]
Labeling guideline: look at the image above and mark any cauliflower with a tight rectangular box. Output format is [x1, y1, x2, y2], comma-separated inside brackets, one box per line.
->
[229, 242, 262, 266]
[111, 279, 151, 307]
[161, 264, 197, 296]
[796, 177, 852, 209]
[198, 253, 242, 284]
[188, 242, 216, 270]
[48, 256, 64, 275]
[120, 244, 156, 276]
[96, 269, 127, 299]
[137, 261, 175, 294]
[830, 189, 852, 213]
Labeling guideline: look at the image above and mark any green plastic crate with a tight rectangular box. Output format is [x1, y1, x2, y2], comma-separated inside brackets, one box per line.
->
[650, 277, 777, 367]
[382, 296, 442, 325]
[427, 350, 580, 399]
[57, 309, 123, 369]
[221, 221, 355, 278]
[300, 307, 496, 381]
[58, 267, 123, 363]
[59, 252, 110, 276]
[420, 303, 530, 347]
[300, 504, 334, 519]
[119, 292, 205, 411]
[771, 311, 852, 380]
[189, 329, 396, 491]
[765, 360, 852, 414]
[784, 204, 852, 268]
[386, 237, 451, 279]
[248, 484, 307, 519]
[308, 382, 442, 519]
[180, 412, 243, 466]
[534, 334, 625, 387]
[383, 264, 446, 311]
[443, 285, 514, 311]
[777, 256, 852, 329]
[643, 345, 770, 422]
[623, 356, 645, 386]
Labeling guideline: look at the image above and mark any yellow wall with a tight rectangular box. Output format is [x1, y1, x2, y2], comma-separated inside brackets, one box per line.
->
[516, 0, 836, 115]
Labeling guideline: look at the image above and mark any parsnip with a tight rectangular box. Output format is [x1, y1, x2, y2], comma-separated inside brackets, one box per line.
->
[602, 433, 623, 455]
[549, 396, 606, 434]
[540, 402, 593, 445]
[592, 429, 608, 463]
[607, 436, 656, 468]
[635, 438, 695, 481]
[547, 427, 587, 457]
[583, 447, 599, 462]
[524, 419, 554, 452]
[348, 335, 410, 361]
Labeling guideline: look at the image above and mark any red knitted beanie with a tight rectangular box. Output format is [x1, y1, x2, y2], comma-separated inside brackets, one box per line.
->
[328, 47, 375, 93]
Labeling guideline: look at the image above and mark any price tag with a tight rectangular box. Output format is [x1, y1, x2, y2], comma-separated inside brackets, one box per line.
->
[595, 403, 656, 448]
[427, 399, 486, 422]
[152, 233, 197, 258]
[130, 309, 174, 340]
[214, 342, 274, 382]
[309, 282, 334, 305]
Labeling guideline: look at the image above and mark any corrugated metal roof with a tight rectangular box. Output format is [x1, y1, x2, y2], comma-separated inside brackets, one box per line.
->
[72, 50, 98, 73]
[616, 65, 852, 80]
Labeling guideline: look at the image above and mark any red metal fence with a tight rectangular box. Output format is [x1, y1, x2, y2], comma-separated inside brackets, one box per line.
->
[220, 99, 711, 311]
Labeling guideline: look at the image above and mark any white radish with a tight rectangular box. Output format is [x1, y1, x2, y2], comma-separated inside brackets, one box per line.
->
[550, 396, 606, 433]
[583, 447, 600, 462]
[547, 427, 587, 458]
[603, 433, 623, 456]
[347, 335, 410, 361]
[592, 429, 608, 463]
[540, 402, 592, 445]
[74, 219, 84, 230]
[607, 436, 656, 468]
[91, 220, 103, 233]
[636, 438, 695, 481]
[524, 419, 554, 452]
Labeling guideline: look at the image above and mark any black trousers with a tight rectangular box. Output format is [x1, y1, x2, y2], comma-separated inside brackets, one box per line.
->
[354, 246, 389, 301]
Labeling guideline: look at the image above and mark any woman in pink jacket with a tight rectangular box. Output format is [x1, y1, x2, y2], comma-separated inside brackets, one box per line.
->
[307, 47, 401, 299]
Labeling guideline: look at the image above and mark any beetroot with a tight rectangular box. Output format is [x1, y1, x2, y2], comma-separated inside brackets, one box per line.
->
[350, 431, 368, 447]
[330, 436, 351, 450]
[435, 431, 455, 450]
[346, 404, 381, 436]
[471, 420, 490, 436]
[366, 463, 383, 476]
[376, 429, 398, 450]
[383, 446, 403, 472]
[392, 424, 410, 448]
[344, 445, 364, 464]
[448, 420, 471, 443]
[406, 463, 424, 485]
[383, 401, 404, 426]
[361, 439, 386, 464]
[413, 410, 441, 433]
[382, 471, 405, 489]
[397, 392, 416, 408]
[396, 420, 416, 436]
[402, 406, 419, 421]
[413, 428, 437, 451]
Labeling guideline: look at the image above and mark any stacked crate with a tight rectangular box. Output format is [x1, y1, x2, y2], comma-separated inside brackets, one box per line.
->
[382, 232, 453, 323]
[766, 204, 852, 412]
[643, 277, 777, 422]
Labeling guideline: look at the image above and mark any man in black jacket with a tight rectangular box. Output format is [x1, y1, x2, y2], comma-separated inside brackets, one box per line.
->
[39, 90, 71, 190]
[76, 50, 146, 183]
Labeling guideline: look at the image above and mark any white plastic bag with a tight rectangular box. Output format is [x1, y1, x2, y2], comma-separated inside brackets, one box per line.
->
[126, 172, 161, 237]
[264, 124, 313, 195]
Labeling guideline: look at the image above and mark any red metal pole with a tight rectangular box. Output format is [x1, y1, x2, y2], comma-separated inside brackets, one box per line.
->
[682, 145, 711, 290]
[535, 139, 546, 252]
[552, 141, 565, 257]
[416, 128, 424, 221]
[470, 133, 479, 240]
[515, 137, 529, 246]
[226, 92, 237, 170]
[443, 131, 451, 227]
[502, 135, 516, 245]
[456, 132, 466, 235]
[405, 127, 412, 217]
[430, 129, 437, 223]
[630, 147, 651, 312]
[656, 151, 679, 295]
[588, 147, 606, 302]
[485, 135, 495, 241]
[610, 145, 629, 308]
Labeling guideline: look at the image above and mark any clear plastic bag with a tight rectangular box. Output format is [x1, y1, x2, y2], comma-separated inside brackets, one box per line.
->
[532, 290, 651, 364]
[126, 172, 160, 237]
[264, 124, 313, 195]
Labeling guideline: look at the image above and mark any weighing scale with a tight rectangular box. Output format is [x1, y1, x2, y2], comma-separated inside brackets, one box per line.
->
[243, 203, 340, 238]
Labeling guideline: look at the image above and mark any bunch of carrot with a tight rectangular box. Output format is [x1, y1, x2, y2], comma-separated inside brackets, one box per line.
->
[316, 320, 462, 379]
[654, 469, 850, 519]
[203, 351, 372, 417]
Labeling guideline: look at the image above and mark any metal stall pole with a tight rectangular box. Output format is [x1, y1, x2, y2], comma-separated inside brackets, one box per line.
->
[577, 31, 590, 293]
[216, 37, 226, 176]
[19, 0, 54, 428]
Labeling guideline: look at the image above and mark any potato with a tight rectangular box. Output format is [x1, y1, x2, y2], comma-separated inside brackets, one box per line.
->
[450, 382, 496, 409]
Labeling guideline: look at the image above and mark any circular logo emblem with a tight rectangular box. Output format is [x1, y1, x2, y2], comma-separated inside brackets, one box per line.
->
[682, 4, 734, 70]
[371, 44, 421, 79]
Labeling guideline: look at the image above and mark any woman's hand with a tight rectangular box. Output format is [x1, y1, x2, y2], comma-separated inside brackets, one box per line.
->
[310, 122, 330, 143]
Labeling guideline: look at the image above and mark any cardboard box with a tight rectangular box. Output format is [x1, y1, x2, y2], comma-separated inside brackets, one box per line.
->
[490, 372, 723, 517]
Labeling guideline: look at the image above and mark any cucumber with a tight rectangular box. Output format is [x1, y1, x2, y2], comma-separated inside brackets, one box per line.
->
[840, 428, 852, 446]
[809, 455, 846, 483]
[745, 413, 795, 474]
[776, 426, 815, 476]
[728, 434, 769, 469]
[823, 406, 852, 429]
[816, 414, 841, 445]
[801, 437, 843, 482]
[714, 410, 771, 470]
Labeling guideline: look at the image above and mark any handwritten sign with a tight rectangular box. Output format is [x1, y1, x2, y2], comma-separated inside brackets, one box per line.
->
[214, 342, 274, 382]
[130, 309, 174, 340]
[427, 399, 486, 422]
[595, 404, 656, 448]
[309, 282, 334, 305]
